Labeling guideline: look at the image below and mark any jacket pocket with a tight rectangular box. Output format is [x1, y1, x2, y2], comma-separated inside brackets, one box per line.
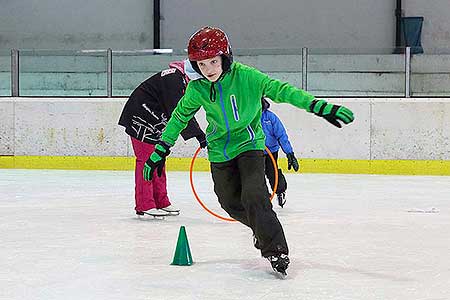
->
[206, 124, 218, 139]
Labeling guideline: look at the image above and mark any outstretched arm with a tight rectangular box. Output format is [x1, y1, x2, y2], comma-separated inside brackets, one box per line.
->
[144, 90, 201, 181]
[161, 94, 201, 145]
[252, 67, 355, 127]
[159, 71, 205, 143]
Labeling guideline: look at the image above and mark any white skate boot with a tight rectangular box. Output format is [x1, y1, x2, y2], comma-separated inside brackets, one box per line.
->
[136, 208, 170, 219]
[160, 205, 180, 216]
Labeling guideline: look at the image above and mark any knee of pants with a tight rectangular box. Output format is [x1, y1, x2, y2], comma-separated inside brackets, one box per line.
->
[243, 190, 271, 209]
[218, 199, 244, 214]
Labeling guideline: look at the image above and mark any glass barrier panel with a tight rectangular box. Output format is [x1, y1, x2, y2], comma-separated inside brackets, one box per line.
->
[19, 50, 108, 96]
[411, 48, 450, 97]
[234, 48, 303, 90]
[307, 48, 405, 97]
[0, 50, 11, 96]
[11, 47, 450, 98]
[113, 49, 304, 97]
[112, 50, 185, 97]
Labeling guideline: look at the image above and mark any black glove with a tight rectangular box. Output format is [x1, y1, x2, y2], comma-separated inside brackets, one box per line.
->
[143, 141, 171, 181]
[196, 133, 207, 148]
[286, 152, 299, 172]
[309, 99, 354, 128]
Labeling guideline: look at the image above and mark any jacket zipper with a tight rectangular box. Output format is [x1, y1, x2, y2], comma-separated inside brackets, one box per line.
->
[230, 95, 239, 121]
[217, 82, 230, 160]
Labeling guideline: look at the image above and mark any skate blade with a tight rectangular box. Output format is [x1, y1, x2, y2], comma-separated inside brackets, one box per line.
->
[166, 211, 180, 216]
[273, 269, 288, 279]
[137, 216, 165, 221]
[138, 212, 169, 219]
[160, 208, 180, 216]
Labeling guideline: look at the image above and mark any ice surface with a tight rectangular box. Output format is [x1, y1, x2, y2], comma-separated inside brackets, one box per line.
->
[1, 170, 450, 300]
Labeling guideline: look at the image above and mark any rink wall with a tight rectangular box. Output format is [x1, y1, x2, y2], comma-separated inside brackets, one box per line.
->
[0, 97, 449, 175]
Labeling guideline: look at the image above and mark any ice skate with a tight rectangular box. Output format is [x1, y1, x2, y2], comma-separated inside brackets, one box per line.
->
[160, 205, 180, 216]
[267, 253, 290, 278]
[136, 208, 170, 219]
[277, 192, 286, 208]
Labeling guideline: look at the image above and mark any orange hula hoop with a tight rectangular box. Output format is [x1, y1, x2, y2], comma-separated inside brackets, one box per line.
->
[189, 146, 278, 222]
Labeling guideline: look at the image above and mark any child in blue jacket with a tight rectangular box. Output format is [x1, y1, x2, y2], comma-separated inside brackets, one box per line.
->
[261, 97, 299, 207]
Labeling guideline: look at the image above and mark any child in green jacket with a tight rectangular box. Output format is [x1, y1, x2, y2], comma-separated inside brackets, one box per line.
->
[143, 26, 354, 276]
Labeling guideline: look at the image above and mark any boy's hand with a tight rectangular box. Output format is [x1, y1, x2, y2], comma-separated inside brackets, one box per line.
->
[287, 152, 299, 172]
[143, 142, 171, 181]
[309, 99, 354, 128]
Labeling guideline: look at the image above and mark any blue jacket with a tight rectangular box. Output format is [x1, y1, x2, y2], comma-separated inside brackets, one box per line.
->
[261, 99, 294, 155]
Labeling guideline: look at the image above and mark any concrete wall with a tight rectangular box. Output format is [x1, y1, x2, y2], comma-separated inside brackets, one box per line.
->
[162, 0, 395, 50]
[406, 0, 450, 52]
[0, 0, 153, 50]
[1, 98, 449, 161]
[1, 0, 450, 51]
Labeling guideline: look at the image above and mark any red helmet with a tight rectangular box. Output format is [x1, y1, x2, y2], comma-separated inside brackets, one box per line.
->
[188, 26, 232, 62]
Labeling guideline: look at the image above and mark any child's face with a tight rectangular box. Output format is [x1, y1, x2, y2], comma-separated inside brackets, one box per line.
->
[197, 56, 223, 82]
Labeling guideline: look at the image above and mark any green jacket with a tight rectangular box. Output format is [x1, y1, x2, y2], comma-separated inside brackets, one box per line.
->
[161, 62, 315, 163]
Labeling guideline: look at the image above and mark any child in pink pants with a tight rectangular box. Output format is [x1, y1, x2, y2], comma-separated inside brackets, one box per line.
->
[119, 60, 206, 216]
[131, 137, 171, 212]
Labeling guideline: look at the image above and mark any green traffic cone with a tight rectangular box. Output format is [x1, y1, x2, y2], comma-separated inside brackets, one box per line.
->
[171, 225, 193, 266]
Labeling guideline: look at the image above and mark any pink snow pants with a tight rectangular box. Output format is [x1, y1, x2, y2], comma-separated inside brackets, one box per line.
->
[131, 137, 171, 212]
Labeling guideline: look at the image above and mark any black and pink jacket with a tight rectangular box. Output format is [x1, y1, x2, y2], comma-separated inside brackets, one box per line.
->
[118, 61, 205, 144]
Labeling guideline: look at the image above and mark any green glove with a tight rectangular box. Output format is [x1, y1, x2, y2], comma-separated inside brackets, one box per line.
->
[143, 142, 171, 181]
[309, 99, 354, 128]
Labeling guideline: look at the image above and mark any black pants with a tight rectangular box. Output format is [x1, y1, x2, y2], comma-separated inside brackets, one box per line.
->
[264, 151, 287, 194]
[210, 150, 288, 257]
